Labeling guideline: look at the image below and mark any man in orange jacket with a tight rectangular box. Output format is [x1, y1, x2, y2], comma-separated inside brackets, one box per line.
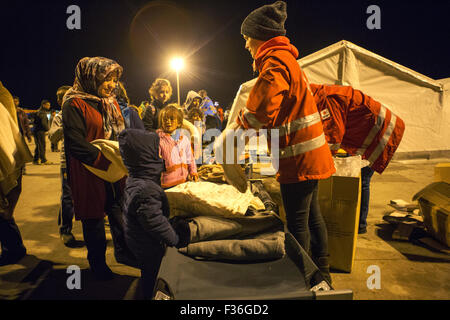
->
[310, 84, 405, 234]
[236, 1, 335, 286]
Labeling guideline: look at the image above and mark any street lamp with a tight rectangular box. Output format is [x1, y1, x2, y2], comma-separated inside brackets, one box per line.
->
[170, 57, 184, 105]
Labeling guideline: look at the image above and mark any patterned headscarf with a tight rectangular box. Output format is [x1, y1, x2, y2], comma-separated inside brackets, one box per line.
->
[63, 57, 125, 140]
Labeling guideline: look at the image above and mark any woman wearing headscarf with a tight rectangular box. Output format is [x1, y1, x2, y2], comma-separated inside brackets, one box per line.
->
[62, 57, 136, 280]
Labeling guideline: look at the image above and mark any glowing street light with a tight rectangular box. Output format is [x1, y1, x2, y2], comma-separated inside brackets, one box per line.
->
[170, 57, 184, 105]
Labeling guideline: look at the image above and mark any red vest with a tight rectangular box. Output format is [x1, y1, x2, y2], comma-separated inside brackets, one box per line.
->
[310, 84, 405, 174]
[67, 98, 125, 220]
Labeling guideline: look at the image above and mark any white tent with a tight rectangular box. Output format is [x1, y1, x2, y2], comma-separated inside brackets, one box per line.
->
[228, 40, 450, 159]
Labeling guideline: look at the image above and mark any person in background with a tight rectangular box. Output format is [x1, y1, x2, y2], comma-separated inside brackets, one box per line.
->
[217, 105, 224, 127]
[236, 1, 335, 286]
[142, 79, 172, 132]
[114, 81, 144, 130]
[134, 101, 149, 119]
[13, 96, 32, 175]
[183, 90, 203, 115]
[222, 109, 230, 130]
[49, 85, 78, 247]
[310, 83, 405, 234]
[157, 104, 198, 189]
[0, 82, 32, 266]
[119, 128, 190, 299]
[198, 89, 214, 115]
[13, 96, 33, 144]
[187, 107, 205, 136]
[187, 107, 205, 165]
[198, 89, 221, 129]
[50, 110, 60, 152]
[32, 99, 53, 165]
[62, 57, 137, 280]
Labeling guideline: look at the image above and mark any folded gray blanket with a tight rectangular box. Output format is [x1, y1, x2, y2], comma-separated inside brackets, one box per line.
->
[178, 212, 286, 261]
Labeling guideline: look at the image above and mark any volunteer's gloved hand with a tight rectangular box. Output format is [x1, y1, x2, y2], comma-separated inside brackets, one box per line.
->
[170, 217, 191, 249]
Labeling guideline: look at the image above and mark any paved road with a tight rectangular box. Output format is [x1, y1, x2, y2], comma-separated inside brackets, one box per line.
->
[1, 140, 449, 300]
[0, 141, 141, 300]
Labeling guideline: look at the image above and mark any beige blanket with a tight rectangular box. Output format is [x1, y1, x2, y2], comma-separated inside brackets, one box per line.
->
[0, 102, 33, 196]
[83, 139, 128, 183]
[165, 181, 264, 218]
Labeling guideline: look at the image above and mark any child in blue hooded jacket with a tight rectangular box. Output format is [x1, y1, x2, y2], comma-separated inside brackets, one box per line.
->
[118, 128, 190, 299]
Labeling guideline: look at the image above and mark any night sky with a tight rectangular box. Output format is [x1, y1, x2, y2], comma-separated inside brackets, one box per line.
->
[1, 0, 449, 110]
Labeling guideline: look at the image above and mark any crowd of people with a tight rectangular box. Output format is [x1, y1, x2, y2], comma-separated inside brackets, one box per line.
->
[0, 1, 405, 299]
[0, 54, 231, 297]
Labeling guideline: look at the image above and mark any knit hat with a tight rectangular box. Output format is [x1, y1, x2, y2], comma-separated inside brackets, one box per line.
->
[241, 1, 287, 41]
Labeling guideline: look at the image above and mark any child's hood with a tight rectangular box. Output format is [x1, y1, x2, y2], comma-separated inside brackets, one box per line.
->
[184, 90, 202, 108]
[118, 128, 164, 180]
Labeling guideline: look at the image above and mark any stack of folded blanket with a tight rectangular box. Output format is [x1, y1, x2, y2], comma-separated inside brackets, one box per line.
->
[178, 212, 285, 261]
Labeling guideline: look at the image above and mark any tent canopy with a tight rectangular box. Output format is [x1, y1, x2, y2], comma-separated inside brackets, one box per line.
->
[228, 40, 449, 159]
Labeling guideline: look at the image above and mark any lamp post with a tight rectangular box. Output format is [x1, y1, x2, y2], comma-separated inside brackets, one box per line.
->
[170, 58, 184, 105]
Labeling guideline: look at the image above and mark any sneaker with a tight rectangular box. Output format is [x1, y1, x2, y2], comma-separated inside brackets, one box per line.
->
[42, 161, 55, 165]
[60, 233, 77, 247]
[33, 160, 41, 165]
[310, 280, 331, 292]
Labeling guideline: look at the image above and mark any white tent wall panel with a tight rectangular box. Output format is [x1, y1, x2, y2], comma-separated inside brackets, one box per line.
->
[227, 40, 449, 158]
[300, 52, 342, 85]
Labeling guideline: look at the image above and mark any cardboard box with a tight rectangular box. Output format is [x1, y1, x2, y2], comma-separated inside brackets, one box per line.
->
[412, 182, 450, 247]
[318, 176, 361, 273]
[260, 156, 363, 272]
[434, 163, 450, 184]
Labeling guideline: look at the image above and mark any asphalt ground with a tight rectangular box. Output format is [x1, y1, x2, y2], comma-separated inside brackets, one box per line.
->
[0, 140, 449, 300]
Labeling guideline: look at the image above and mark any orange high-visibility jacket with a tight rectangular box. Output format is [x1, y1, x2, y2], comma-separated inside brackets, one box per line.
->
[236, 37, 335, 183]
[310, 84, 405, 174]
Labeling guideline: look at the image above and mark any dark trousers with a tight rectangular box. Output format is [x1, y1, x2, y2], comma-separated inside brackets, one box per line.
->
[80, 181, 136, 269]
[280, 180, 328, 260]
[140, 247, 165, 299]
[126, 238, 165, 300]
[359, 166, 375, 232]
[33, 130, 47, 163]
[82, 218, 107, 266]
[58, 167, 74, 235]
[0, 173, 26, 257]
[104, 182, 136, 265]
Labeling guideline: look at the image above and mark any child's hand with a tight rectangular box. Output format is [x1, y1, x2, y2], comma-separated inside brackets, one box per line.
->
[188, 173, 199, 182]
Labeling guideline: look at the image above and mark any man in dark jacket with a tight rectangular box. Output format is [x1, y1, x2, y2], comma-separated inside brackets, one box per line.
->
[32, 99, 52, 165]
[119, 128, 190, 299]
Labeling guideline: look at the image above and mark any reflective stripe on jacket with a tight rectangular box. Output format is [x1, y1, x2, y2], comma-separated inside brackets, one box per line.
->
[237, 36, 335, 183]
[310, 84, 405, 174]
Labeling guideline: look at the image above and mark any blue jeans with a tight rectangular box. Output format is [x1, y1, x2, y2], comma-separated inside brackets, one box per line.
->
[280, 180, 328, 259]
[359, 166, 375, 232]
[58, 167, 74, 235]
